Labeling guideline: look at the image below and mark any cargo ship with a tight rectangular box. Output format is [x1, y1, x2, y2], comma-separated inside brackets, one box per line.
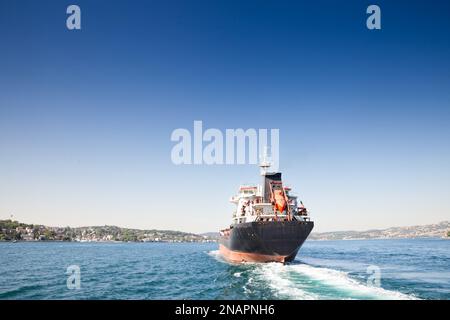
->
[219, 152, 314, 263]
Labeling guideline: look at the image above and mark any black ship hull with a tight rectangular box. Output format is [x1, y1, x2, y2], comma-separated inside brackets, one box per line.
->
[219, 220, 314, 263]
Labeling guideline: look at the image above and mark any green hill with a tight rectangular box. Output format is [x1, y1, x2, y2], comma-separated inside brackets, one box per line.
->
[0, 220, 215, 242]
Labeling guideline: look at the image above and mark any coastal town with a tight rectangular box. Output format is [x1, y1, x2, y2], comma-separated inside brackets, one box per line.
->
[0, 220, 215, 243]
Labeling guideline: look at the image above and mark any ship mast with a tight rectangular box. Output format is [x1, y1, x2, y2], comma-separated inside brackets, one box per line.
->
[259, 146, 271, 201]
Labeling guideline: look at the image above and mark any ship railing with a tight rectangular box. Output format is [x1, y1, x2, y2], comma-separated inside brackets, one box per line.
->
[256, 213, 311, 221]
[256, 214, 288, 218]
[254, 214, 291, 222]
[232, 212, 311, 223]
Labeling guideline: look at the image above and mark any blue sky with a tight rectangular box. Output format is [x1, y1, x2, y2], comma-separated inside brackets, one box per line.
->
[0, 0, 449, 232]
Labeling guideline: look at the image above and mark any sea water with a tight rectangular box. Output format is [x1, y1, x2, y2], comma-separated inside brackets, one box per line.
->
[0, 238, 448, 299]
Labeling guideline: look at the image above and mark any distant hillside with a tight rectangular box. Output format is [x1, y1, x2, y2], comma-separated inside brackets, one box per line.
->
[0, 220, 215, 243]
[309, 221, 449, 240]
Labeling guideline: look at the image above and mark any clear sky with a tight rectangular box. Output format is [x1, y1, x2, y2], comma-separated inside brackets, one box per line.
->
[0, 0, 449, 233]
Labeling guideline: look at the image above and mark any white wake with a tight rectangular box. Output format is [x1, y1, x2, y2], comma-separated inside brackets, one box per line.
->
[253, 262, 419, 300]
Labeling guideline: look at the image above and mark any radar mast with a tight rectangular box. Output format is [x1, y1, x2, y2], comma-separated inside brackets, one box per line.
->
[259, 146, 272, 176]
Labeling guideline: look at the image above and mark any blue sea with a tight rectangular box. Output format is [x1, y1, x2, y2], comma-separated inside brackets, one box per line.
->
[0, 238, 449, 300]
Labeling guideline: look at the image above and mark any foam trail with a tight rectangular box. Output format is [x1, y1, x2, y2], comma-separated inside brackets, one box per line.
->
[207, 249, 220, 258]
[207, 250, 227, 264]
[286, 263, 419, 300]
[253, 263, 319, 300]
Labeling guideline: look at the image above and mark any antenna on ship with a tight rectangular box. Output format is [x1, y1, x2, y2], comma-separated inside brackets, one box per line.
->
[259, 146, 272, 176]
[260, 146, 272, 201]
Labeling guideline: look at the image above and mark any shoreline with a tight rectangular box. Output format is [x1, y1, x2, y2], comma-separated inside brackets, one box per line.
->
[1, 237, 447, 243]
